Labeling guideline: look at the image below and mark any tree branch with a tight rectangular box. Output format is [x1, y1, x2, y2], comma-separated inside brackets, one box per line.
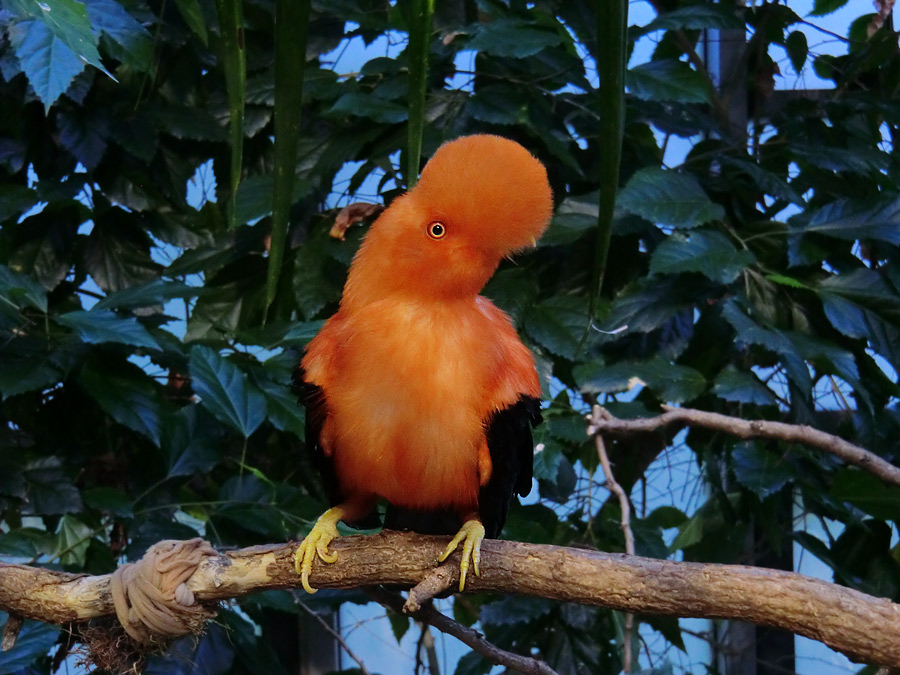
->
[368, 587, 558, 675]
[588, 405, 900, 489]
[1, 532, 899, 667]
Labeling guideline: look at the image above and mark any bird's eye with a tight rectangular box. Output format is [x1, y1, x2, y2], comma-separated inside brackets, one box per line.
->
[427, 221, 446, 240]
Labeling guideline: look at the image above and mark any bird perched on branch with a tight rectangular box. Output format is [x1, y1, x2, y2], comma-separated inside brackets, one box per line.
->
[294, 134, 552, 593]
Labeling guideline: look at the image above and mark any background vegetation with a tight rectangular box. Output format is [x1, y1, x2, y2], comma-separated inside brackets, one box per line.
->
[0, 0, 898, 673]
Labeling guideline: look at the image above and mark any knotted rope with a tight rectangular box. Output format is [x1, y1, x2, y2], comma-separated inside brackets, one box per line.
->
[109, 538, 218, 644]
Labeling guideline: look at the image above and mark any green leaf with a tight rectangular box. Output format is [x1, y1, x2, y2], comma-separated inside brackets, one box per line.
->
[732, 443, 794, 498]
[84, 211, 163, 293]
[329, 92, 408, 124]
[0, 618, 60, 675]
[617, 167, 724, 229]
[55, 514, 94, 566]
[650, 230, 755, 284]
[467, 17, 562, 58]
[592, 0, 627, 318]
[784, 30, 808, 73]
[189, 345, 267, 438]
[810, 0, 850, 16]
[722, 301, 811, 393]
[6, 18, 86, 111]
[80, 357, 163, 445]
[4, 0, 111, 72]
[0, 353, 62, 400]
[0, 263, 47, 311]
[23, 456, 83, 515]
[162, 405, 223, 477]
[0, 184, 37, 223]
[638, 5, 743, 33]
[281, 320, 324, 344]
[575, 357, 706, 403]
[626, 59, 710, 104]
[57, 309, 160, 350]
[256, 376, 304, 438]
[800, 196, 900, 246]
[645, 505, 687, 530]
[83, 0, 153, 71]
[83, 487, 133, 517]
[524, 295, 591, 361]
[234, 174, 310, 226]
[172, 0, 209, 45]
[215, 0, 246, 229]
[94, 279, 199, 310]
[267, 0, 310, 314]
[712, 367, 777, 406]
[388, 611, 410, 644]
[831, 468, 900, 521]
[719, 157, 805, 206]
[467, 84, 528, 125]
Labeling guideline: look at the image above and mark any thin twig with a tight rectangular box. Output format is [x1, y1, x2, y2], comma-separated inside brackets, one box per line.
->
[368, 587, 559, 675]
[588, 405, 900, 489]
[405, 564, 455, 612]
[2, 614, 23, 651]
[296, 598, 373, 675]
[591, 405, 635, 673]
[421, 623, 441, 675]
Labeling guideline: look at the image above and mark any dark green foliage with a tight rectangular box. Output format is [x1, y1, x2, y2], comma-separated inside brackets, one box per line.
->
[0, 0, 899, 673]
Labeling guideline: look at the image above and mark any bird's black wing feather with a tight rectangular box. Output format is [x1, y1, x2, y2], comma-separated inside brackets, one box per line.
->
[293, 365, 380, 529]
[479, 395, 542, 538]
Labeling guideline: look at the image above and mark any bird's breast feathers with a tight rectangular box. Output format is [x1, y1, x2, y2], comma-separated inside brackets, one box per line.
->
[302, 296, 538, 510]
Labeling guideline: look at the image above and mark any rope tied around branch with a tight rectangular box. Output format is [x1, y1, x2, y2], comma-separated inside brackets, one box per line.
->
[109, 538, 218, 644]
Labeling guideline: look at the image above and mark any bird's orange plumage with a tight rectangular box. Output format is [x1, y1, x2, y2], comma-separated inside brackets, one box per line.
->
[296, 134, 552, 591]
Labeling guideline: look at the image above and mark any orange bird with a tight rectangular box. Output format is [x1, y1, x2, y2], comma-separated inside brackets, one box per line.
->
[294, 134, 553, 593]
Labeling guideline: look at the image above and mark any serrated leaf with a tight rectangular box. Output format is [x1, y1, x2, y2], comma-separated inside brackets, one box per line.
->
[7, 18, 86, 111]
[234, 173, 310, 225]
[719, 156, 805, 206]
[55, 514, 94, 566]
[524, 294, 591, 360]
[84, 210, 163, 292]
[618, 167, 723, 229]
[575, 357, 706, 403]
[467, 84, 528, 125]
[0, 355, 62, 400]
[810, 0, 849, 16]
[732, 443, 794, 498]
[638, 5, 743, 33]
[467, 17, 562, 58]
[650, 230, 754, 283]
[712, 367, 777, 406]
[387, 612, 410, 644]
[791, 198, 900, 246]
[256, 376, 304, 437]
[57, 309, 160, 350]
[4, 0, 110, 76]
[22, 456, 83, 515]
[83, 0, 152, 71]
[0, 619, 60, 675]
[626, 59, 710, 104]
[189, 345, 267, 438]
[329, 92, 408, 123]
[80, 358, 163, 444]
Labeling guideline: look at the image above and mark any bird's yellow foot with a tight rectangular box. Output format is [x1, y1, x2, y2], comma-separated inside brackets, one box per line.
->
[439, 518, 485, 592]
[294, 506, 344, 594]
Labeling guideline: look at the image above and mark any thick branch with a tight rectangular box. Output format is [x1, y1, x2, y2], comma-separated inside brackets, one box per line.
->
[1, 532, 899, 667]
[589, 405, 900, 489]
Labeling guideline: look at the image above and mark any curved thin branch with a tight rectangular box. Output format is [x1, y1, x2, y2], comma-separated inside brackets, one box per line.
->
[368, 587, 558, 675]
[588, 405, 900, 489]
[1, 532, 899, 667]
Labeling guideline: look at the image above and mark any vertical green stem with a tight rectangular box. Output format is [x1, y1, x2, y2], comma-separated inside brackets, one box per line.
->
[265, 0, 311, 319]
[592, 0, 628, 313]
[215, 0, 246, 229]
[405, 0, 434, 188]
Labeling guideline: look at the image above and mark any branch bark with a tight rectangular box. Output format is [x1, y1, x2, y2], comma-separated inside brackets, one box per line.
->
[589, 405, 900, 489]
[1, 532, 899, 667]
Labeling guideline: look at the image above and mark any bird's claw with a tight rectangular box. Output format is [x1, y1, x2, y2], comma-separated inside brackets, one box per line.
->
[294, 506, 344, 594]
[439, 519, 485, 592]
